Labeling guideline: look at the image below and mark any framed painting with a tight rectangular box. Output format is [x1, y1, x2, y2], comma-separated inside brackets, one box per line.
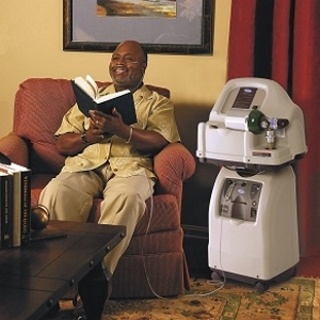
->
[63, 0, 214, 55]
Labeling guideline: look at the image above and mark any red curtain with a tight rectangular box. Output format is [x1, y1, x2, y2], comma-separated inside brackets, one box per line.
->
[227, 0, 257, 78]
[227, 0, 320, 258]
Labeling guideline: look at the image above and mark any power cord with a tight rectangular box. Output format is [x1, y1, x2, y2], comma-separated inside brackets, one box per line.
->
[140, 173, 227, 299]
[189, 204, 226, 298]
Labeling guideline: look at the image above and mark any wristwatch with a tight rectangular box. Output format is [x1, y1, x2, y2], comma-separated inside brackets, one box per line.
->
[80, 132, 88, 143]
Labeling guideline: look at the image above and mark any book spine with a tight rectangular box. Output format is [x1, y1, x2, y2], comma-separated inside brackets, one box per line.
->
[0, 174, 13, 248]
[12, 171, 21, 247]
[0, 175, 3, 249]
[0, 163, 31, 248]
[20, 170, 31, 245]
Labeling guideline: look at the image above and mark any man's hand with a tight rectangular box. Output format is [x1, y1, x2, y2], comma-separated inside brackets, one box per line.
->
[89, 109, 127, 138]
[56, 120, 106, 156]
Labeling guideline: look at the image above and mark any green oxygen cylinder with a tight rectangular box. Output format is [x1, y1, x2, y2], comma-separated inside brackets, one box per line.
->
[247, 108, 269, 134]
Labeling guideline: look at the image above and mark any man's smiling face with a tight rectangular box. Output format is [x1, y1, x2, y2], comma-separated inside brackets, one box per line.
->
[109, 41, 147, 92]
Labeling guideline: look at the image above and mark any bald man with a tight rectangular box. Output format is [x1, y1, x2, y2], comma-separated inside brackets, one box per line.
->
[39, 40, 180, 319]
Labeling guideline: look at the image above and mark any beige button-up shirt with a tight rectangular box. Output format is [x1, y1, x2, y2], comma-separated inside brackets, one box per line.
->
[55, 84, 180, 179]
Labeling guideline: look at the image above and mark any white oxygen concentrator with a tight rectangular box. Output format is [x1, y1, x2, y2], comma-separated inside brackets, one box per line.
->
[196, 78, 307, 291]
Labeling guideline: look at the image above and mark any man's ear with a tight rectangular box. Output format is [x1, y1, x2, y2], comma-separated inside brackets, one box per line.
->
[142, 62, 147, 75]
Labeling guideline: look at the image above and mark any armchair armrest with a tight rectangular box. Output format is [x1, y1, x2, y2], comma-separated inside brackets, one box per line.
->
[0, 132, 29, 167]
[153, 143, 196, 205]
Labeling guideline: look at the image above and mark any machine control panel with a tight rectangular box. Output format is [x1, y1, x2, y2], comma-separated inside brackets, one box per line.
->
[220, 179, 262, 222]
[221, 86, 266, 116]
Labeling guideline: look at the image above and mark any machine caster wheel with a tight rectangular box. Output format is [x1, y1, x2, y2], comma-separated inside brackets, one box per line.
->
[211, 271, 222, 282]
[255, 282, 269, 293]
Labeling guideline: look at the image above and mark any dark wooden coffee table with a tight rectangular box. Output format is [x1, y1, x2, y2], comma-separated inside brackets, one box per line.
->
[0, 221, 126, 320]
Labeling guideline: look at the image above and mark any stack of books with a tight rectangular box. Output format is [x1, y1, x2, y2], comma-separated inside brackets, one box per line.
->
[0, 156, 31, 249]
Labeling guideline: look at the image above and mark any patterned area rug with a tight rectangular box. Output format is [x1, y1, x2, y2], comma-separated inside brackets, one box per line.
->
[48, 277, 320, 320]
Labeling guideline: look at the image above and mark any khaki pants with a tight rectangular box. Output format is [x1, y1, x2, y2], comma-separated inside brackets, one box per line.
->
[39, 163, 155, 279]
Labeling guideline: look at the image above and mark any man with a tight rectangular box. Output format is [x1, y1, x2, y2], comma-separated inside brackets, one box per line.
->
[39, 40, 180, 319]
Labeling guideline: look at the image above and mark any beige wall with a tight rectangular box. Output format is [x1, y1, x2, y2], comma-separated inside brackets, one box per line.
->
[0, 0, 231, 137]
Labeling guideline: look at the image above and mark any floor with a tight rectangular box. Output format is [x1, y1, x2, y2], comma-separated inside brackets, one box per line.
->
[297, 256, 320, 278]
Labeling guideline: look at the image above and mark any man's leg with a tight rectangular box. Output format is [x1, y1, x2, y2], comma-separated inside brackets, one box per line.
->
[39, 170, 105, 319]
[39, 171, 103, 222]
[79, 175, 154, 319]
[99, 174, 155, 276]
[77, 263, 112, 320]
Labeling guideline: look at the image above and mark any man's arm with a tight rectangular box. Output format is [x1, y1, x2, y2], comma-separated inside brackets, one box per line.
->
[121, 126, 168, 154]
[56, 120, 105, 156]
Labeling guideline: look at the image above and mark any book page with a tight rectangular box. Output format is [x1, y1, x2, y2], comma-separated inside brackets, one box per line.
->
[95, 89, 131, 104]
[74, 77, 97, 99]
[85, 75, 99, 98]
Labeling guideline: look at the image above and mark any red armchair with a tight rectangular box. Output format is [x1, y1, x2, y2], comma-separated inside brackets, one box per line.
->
[0, 78, 196, 298]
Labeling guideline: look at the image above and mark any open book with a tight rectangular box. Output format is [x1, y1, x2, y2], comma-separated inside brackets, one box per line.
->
[71, 75, 137, 125]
